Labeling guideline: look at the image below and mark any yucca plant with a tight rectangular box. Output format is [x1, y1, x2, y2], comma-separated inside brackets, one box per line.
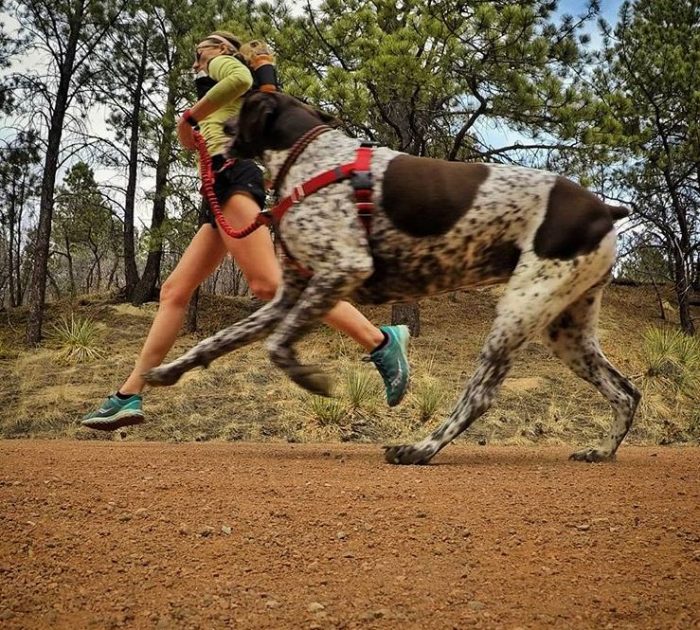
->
[345, 366, 381, 410]
[642, 326, 700, 396]
[51, 314, 104, 363]
[413, 375, 445, 423]
[305, 395, 348, 427]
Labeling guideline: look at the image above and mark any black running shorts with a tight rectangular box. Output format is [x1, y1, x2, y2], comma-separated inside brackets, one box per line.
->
[205, 156, 266, 228]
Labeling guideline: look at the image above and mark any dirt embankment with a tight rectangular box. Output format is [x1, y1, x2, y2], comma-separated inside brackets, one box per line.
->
[1, 440, 699, 629]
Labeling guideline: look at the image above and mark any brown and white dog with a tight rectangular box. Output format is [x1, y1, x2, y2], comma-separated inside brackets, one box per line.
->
[145, 92, 640, 465]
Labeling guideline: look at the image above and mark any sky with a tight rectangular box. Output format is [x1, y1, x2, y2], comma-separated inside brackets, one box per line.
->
[560, 0, 625, 21]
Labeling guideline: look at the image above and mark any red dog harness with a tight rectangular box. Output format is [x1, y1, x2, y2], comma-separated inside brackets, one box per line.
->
[269, 142, 376, 231]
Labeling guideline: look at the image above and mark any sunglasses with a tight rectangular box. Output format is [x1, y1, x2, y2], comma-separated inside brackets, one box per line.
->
[195, 44, 219, 62]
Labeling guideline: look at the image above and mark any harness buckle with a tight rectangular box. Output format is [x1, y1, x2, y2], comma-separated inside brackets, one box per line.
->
[351, 170, 374, 191]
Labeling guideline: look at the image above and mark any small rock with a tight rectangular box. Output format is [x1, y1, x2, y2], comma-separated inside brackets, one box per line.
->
[468, 600, 485, 611]
[178, 523, 190, 536]
[134, 508, 148, 517]
[118, 513, 132, 522]
[200, 526, 215, 537]
[307, 602, 325, 613]
[221, 525, 232, 535]
[336, 531, 347, 540]
[575, 523, 591, 532]
[265, 600, 280, 609]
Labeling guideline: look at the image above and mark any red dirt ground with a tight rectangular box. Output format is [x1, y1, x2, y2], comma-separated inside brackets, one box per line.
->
[1, 441, 699, 629]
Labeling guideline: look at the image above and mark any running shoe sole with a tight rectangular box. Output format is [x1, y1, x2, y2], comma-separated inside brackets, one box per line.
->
[81, 410, 145, 431]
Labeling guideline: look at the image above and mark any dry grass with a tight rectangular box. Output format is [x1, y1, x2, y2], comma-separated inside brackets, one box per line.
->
[1, 286, 698, 446]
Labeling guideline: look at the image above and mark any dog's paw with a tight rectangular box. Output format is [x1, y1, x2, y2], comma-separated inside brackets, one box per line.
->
[383, 444, 433, 465]
[569, 447, 615, 463]
[289, 365, 333, 398]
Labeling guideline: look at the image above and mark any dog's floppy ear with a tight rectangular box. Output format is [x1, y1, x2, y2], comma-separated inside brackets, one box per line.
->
[303, 103, 341, 128]
[239, 91, 278, 145]
[315, 107, 340, 128]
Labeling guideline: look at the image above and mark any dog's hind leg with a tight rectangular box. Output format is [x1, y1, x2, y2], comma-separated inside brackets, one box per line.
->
[543, 285, 640, 462]
[384, 256, 598, 465]
[143, 267, 309, 387]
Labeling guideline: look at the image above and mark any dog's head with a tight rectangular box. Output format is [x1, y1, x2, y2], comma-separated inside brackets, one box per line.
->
[225, 92, 338, 159]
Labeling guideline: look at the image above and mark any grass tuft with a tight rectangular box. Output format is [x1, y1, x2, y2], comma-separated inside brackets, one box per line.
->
[305, 395, 348, 427]
[345, 366, 381, 411]
[50, 314, 104, 364]
[412, 375, 445, 423]
[642, 326, 700, 396]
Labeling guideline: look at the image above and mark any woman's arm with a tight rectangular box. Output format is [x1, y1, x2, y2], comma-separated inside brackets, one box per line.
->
[178, 56, 253, 149]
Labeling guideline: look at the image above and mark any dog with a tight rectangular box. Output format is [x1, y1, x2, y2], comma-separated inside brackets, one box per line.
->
[145, 91, 640, 465]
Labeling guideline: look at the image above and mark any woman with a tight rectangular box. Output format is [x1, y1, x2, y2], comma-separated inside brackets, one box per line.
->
[83, 31, 410, 431]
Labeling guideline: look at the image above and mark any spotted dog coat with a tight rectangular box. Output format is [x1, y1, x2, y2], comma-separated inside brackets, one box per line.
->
[145, 92, 640, 465]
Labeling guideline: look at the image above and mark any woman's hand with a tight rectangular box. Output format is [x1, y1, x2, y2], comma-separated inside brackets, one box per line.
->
[177, 116, 196, 150]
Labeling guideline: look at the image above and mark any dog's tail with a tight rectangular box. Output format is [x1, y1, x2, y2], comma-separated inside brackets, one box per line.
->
[607, 204, 631, 221]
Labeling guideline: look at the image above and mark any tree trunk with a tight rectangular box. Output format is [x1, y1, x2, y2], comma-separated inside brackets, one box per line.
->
[65, 235, 76, 297]
[130, 87, 177, 306]
[12, 179, 25, 307]
[392, 302, 420, 337]
[124, 33, 149, 299]
[8, 197, 17, 307]
[673, 252, 695, 335]
[185, 200, 211, 333]
[25, 5, 83, 345]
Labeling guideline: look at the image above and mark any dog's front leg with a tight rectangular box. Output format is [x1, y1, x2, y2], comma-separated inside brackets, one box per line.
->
[266, 270, 370, 397]
[143, 268, 309, 387]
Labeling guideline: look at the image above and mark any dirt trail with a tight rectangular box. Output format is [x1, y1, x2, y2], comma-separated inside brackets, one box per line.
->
[1, 441, 699, 629]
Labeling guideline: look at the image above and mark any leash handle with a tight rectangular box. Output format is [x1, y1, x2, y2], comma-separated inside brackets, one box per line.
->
[192, 128, 268, 239]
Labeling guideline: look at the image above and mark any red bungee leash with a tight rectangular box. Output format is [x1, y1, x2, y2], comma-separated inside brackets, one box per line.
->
[188, 115, 269, 239]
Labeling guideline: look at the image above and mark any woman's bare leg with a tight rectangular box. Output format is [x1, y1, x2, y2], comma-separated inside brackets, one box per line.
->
[218, 193, 384, 350]
[119, 225, 226, 394]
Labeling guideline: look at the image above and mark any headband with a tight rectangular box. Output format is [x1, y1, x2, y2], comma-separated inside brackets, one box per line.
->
[204, 34, 239, 51]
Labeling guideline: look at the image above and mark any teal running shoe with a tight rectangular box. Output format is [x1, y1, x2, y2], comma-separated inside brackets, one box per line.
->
[369, 325, 410, 407]
[82, 394, 145, 431]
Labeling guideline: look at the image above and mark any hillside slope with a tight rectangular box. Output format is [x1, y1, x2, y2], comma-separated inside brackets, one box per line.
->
[1, 285, 698, 446]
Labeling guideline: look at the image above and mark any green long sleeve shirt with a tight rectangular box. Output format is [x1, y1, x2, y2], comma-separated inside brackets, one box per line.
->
[200, 55, 253, 156]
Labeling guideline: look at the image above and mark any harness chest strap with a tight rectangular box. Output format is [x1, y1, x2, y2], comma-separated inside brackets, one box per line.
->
[267, 145, 375, 229]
